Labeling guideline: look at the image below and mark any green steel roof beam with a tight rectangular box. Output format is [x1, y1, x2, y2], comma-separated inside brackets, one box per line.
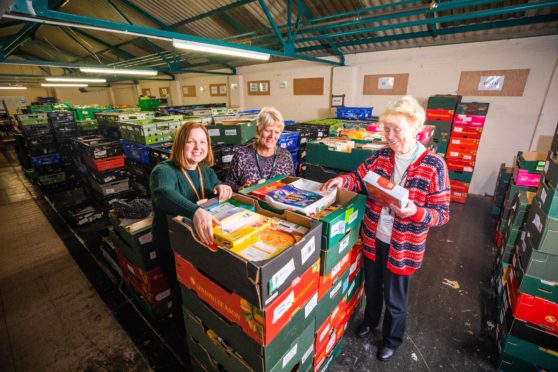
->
[71, 29, 136, 60]
[8, 2, 342, 66]
[220, 13, 246, 34]
[3, 0, 68, 57]
[293, 0, 501, 37]
[168, 0, 256, 29]
[27, 38, 89, 63]
[292, 0, 344, 65]
[60, 27, 105, 63]
[117, 0, 169, 29]
[297, 1, 558, 42]
[258, 0, 286, 50]
[296, 14, 558, 52]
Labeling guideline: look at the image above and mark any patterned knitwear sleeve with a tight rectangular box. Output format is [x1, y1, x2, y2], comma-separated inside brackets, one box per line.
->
[272, 147, 295, 178]
[339, 151, 382, 192]
[409, 154, 451, 227]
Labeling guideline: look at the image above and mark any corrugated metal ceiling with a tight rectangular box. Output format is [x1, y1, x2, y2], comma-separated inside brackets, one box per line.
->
[0, 0, 557, 80]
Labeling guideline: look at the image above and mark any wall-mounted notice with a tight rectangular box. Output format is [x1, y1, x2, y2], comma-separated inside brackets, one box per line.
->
[363, 73, 408, 95]
[458, 69, 529, 96]
[247, 80, 271, 96]
[378, 77, 395, 90]
[478, 76, 505, 91]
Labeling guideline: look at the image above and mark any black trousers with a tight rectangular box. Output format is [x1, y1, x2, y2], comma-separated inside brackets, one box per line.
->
[363, 239, 410, 349]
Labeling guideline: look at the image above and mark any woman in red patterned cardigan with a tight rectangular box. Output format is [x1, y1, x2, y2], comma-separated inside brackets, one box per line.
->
[322, 96, 450, 362]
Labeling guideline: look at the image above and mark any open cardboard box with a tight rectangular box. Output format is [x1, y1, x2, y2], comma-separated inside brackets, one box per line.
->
[207, 119, 256, 144]
[170, 193, 322, 309]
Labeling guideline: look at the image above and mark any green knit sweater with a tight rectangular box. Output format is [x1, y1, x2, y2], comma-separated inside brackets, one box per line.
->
[150, 160, 221, 253]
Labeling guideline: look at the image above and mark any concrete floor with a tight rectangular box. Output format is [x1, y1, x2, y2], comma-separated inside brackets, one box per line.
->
[0, 145, 499, 371]
[0, 149, 150, 371]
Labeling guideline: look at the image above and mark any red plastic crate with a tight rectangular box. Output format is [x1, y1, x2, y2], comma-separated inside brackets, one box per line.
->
[83, 154, 125, 172]
[426, 108, 454, 122]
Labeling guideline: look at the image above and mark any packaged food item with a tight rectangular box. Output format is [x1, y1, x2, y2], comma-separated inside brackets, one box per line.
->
[230, 217, 309, 261]
[362, 170, 409, 209]
[314, 204, 341, 220]
[265, 179, 336, 216]
[213, 210, 271, 249]
[205, 200, 254, 220]
[248, 180, 285, 199]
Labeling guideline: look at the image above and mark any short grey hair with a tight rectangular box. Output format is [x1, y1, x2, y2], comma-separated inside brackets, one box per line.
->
[380, 96, 425, 132]
[256, 107, 284, 132]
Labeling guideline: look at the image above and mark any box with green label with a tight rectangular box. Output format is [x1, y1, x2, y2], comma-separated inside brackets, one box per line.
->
[321, 226, 360, 275]
[517, 151, 547, 173]
[513, 231, 558, 303]
[498, 335, 558, 371]
[536, 176, 558, 218]
[544, 151, 558, 189]
[315, 269, 349, 327]
[306, 141, 377, 171]
[525, 198, 558, 255]
[426, 120, 452, 142]
[108, 214, 157, 272]
[183, 307, 315, 372]
[181, 285, 317, 371]
[208, 120, 256, 145]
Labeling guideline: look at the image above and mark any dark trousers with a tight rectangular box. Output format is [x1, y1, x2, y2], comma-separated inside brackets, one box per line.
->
[363, 239, 410, 349]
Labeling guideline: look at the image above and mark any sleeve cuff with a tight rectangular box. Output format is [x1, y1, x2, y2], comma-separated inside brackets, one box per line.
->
[410, 206, 425, 223]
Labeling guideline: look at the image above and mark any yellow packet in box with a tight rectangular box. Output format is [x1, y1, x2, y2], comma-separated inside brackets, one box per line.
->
[213, 210, 271, 249]
[230, 217, 309, 262]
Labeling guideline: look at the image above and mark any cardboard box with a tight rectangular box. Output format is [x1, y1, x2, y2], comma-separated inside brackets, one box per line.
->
[450, 125, 482, 139]
[452, 114, 486, 128]
[303, 163, 346, 183]
[537, 176, 558, 218]
[506, 191, 535, 230]
[314, 335, 344, 372]
[513, 167, 541, 187]
[448, 170, 473, 184]
[544, 151, 558, 189]
[109, 214, 157, 271]
[348, 241, 363, 282]
[176, 253, 319, 346]
[525, 198, 558, 255]
[315, 269, 349, 327]
[450, 189, 467, 204]
[426, 108, 454, 122]
[181, 286, 317, 370]
[513, 231, 558, 303]
[320, 221, 361, 275]
[517, 151, 547, 173]
[314, 299, 346, 367]
[446, 148, 477, 162]
[318, 249, 351, 300]
[448, 137, 480, 151]
[426, 120, 452, 142]
[498, 351, 549, 372]
[170, 194, 322, 308]
[362, 170, 409, 209]
[184, 308, 315, 372]
[455, 102, 489, 116]
[447, 158, 475, 173]
[305, 140, 377, 171]
[427, 95, 462, 110]
[207, 120, 256, 145]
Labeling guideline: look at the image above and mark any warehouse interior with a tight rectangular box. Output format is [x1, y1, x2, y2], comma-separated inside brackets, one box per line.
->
[1, 0, 558, 371]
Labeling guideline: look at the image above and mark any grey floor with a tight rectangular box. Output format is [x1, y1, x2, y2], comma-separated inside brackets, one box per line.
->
[0, 143, 498, 371]
[0, 147, 150, 371]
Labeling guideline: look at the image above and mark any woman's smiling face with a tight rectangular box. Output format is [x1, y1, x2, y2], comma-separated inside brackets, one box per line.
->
[383, 114, 418, 155]
[183, 127, 208, 166]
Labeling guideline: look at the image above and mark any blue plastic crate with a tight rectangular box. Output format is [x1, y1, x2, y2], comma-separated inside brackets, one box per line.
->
[336, 107, 373, 120]
[284, 120, 296, 126]
[278, 131, 299, 152]
[239, 110, 260, 115]
[120, 139, 160, 166]
[31, 152, 60, 168]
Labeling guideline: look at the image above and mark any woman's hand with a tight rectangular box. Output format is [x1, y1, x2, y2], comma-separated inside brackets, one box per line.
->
[193, 208, 220, 246]
[390, 200, 418, 219]
[242, 179, 257, 189]
[320, 177, 344, 192]
[214, 184, 233, 202]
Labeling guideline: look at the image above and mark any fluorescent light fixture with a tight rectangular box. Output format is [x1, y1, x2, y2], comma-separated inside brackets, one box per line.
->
[80, 67, 158, 76]
[45, 77, 106, 83]
[0, 86, 27, 90]
[173, 39, 270, 61]
[41, 83, 88, 87]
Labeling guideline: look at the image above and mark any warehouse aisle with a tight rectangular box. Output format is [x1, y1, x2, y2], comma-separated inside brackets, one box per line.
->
[334, 195, 498, 371]
[0, 149, 150, 371]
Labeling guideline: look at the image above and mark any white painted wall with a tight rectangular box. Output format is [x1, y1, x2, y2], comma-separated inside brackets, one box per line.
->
[112, 85, 138, 106]
[54, 87, 110, 106]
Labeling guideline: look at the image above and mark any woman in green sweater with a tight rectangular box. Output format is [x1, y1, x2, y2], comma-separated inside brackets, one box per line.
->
[150, 121, 232, 328]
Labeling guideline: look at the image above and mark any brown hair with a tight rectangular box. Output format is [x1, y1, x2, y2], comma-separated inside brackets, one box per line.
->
[170, 121, 215, 168]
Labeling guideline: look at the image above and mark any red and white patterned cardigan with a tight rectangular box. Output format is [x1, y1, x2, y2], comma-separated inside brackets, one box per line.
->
[339, 147, 451, 276]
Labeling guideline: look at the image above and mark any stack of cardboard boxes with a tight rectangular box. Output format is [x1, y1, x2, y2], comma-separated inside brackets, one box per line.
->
[493, 124, 558, 371]
[169, 176, 367, 371]
[425, 94, 461, 158]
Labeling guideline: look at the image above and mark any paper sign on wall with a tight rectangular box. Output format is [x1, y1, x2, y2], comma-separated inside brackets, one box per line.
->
[378, 77, 395, 90]
[478, 75, 505, 91]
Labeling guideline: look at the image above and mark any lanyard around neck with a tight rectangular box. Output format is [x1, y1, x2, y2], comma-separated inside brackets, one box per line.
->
[392, 143, 420, 186]
[181, 165, 205, 201]
[254, 148, 278, 180]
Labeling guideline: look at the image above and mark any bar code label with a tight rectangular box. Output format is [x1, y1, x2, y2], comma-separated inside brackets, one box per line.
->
[225, 129, 237, 136]
[208, 129, 219, 136]
[274, 291, 294, 323]
[282, 343, 297, 368]
[270, 259, 295, 293]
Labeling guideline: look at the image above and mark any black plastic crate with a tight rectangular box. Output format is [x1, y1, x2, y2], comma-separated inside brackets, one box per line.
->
[212, 144, 235, 169]
[285, 123, 330, 144]
[130, 174, 150, 197]
[89, 167, 129, 184]
[78, 137, 122, 159]
[125, 159, 152, 179]
[20, 124, 51, 137]
[148, 145, 172, 166]
[26, 142, 58, 156]
[67, 201, 109, 227]
[52, 125, 78, 139]
[47, 110, 74, 121]
[99, 125, 121, 140]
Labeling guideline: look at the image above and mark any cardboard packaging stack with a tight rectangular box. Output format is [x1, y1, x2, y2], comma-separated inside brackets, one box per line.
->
[106, 214, 173, 319]
[493, 123, 558, 371]
[492, 164, 513, 217]
[425, 94, 462, 158]
[445, 102, 489, 203]
[238, 176, 367, 371]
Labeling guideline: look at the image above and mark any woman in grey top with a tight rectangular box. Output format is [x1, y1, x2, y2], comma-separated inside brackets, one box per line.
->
[226, 107, 295, 191]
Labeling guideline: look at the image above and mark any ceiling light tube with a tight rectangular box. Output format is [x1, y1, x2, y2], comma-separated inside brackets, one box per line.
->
[45, 77, 106, 83]
[79, 67, 158, 76]
[41, 83, 89, 87]
[0, 86, 27, 90]
[173, 39, 270, 61]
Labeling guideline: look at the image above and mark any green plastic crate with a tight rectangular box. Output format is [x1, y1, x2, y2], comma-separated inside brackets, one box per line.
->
[16, 113, 48, 125]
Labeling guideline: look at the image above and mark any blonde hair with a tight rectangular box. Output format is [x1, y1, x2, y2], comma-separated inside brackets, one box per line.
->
[255, 107, 284, 145]
[380, 96, 425, 132]
[170, 121, 215, 168]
